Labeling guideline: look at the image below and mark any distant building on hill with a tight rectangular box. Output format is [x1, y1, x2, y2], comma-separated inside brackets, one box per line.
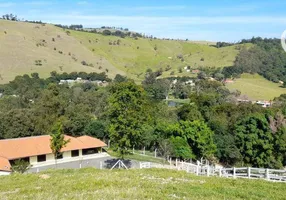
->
[59, 77, 108, 86]
[224, 79, 234, 84]
[256, 101, 271, 108]
[192, 69, 200, 74]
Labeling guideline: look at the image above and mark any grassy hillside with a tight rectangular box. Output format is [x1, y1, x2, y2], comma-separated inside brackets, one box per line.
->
[0, 20, 251, 83]
[0, 20, 123, 83]
[0, 168, 285, 200]
[226, 74, 286, 100]
[71, 30, 250, 81]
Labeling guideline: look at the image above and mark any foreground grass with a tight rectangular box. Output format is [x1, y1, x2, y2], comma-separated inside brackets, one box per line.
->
[0, 168, 285, 200]
[227, 73, 286, 100]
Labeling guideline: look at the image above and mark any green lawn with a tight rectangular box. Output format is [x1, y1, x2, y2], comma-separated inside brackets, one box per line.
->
[227, 74, 286, 100]
[107, 150, 165, 164]
[0, 168, 285, 200]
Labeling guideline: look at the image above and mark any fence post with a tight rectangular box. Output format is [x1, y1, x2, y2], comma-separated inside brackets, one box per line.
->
[154, 149, 157, 158]
[207, 166, 210, 177]
[143, 147, 145, 155]
[108, 140, 110, 149]
[133, 147, 134, 154]
[247, 167, 251, 179]
[265, 168, 269, 180]
[196, 165, 199, 176]
[100, 161, 103, 169]
[233, 167, 236, 179]
[219, 168, 222, 177]
[80, 163, 82, 169]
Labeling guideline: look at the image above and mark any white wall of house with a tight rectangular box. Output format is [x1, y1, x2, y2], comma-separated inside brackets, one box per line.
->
[28, 149, 103, 167]
[0, 171, 11, 176]
[63, 151, 71, 158]
[30, 156, 37, 165]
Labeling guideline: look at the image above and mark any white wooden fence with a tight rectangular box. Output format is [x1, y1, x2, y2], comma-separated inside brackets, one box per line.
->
[139, 161, 286, 183]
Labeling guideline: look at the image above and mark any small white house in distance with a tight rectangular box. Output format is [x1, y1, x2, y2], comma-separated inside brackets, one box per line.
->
[0, 135, 107, 175]
[256, 101, 271, 108]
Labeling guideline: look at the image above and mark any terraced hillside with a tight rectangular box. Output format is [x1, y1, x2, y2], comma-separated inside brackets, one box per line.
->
[0, 20, 251, 83]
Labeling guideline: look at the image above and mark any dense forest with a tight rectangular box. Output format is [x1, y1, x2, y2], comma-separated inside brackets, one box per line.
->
[222, 37, 286, 85]
[0, 71, 286, 169]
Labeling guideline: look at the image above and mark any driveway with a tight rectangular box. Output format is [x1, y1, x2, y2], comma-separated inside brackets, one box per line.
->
[28, 156, 140, 173]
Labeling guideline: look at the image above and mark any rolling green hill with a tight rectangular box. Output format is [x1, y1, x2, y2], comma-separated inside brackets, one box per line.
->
[70, 30, 250, 80]
[0, 20, 123, 84]
[0, 19, 249, 83]
[2, 20, 281, 100]
[0, 168, 285, 200]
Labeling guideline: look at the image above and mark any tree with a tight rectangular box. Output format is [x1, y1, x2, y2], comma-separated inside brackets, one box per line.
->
[157, 139, 173, 161]
[102, 30, 112, 36]
[179, 120, 217, 160]
[234, 114, 277, 168]
[114, 74, 128, 83]
[50, 121, 70, 165]
[84, 120, 108, 140]
[11, 159, 31, 173]
[170, 137, 195, 160]
[177, 104, 203, 121]
[107, 81, 147, 158]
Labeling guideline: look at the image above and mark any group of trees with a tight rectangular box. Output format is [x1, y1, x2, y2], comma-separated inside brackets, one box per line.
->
[55, 24, 83, 30]
[1, 14, 18, 21]
[222, 37, 286, 84]
[0, 71, 286, 169]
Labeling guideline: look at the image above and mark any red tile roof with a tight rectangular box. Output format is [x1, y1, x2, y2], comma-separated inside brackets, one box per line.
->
[0, 157, 10, 172]
[0, 135, 106, 172]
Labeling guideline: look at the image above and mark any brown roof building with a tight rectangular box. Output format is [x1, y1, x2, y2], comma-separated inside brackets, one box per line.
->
[0, 135, 106, 172]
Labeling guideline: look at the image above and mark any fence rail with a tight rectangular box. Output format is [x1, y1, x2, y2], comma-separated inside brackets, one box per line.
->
[139, 161, 286, 183]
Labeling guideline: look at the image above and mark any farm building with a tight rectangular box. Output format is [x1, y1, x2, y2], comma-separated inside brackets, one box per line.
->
[0, 135, 106, 175]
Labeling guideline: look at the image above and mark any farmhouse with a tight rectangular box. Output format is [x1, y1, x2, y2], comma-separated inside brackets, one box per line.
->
[0, 135, 106, 175]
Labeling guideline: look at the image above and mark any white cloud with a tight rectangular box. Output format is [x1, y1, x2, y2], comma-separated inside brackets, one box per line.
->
[131, 5, 186, 11]
[0, 3, 15, 8]
[24, 1, 55, 6]
[77, 1, 88, 5]
[45, 15, 286, 26]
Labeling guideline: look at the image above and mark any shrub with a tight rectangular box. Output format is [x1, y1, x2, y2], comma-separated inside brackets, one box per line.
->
[11, 159, 31, 174]
[81, 61, 88, 66]
[35, 60, 42, 66]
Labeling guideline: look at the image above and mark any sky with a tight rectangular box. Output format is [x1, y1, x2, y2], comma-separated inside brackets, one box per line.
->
[0, 0, 286, 42]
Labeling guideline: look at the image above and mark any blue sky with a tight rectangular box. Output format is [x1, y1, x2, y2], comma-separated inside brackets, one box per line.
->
[0, 0, 286, 41]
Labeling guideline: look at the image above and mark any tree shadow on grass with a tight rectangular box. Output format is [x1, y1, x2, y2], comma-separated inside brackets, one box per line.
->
[104, 159, 133, 169]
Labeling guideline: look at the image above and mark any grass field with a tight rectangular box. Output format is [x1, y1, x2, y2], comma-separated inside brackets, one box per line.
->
[0, 168, 285, 200]
[227, 74, 286, 100]
[0, 20, 123, 83]
[0, 20, 252, 83]
[69, 30, 250, 81]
